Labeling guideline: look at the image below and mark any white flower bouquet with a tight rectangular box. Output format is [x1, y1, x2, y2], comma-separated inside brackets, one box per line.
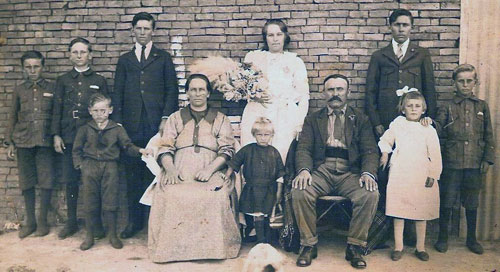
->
[190, 56, 268, 102]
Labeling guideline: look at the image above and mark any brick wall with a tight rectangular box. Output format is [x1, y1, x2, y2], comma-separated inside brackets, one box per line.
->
[0, 0, 460, 227]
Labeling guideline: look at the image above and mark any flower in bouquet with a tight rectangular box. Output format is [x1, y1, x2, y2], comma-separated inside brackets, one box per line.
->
[189, 56, 268, 102]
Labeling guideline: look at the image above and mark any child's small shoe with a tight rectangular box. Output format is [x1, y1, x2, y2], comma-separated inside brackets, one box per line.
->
[434, 240, 448, 253]
[391, 250, 403, 261]
[110, 236, 123, 249]
[414, 250, 429, 261]
[466, 241, 484, 255]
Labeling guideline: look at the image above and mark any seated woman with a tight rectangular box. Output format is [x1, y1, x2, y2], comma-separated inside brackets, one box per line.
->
[148, 74, 241, 263]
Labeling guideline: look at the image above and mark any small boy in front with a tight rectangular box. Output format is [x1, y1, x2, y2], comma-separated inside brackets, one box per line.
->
[5, 51, 56, 238]
[73, 93, 153, 250]
[51, 37, 108, 239]
[434, 64, 495, 255]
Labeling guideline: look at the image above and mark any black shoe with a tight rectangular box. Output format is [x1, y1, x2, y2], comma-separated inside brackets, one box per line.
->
[296, 246, 317, 267]
[58, 222, 78, 240]
[414, 250, 429, 261]
[34, 223, 49, 237]
[391, 250, 403, 261]
[466, 241, 484, 255]
[345, 244, 367, 269]
[434, 240, 448, 253]
[18, 224, 37, 239]
[120, 223, 141, 239]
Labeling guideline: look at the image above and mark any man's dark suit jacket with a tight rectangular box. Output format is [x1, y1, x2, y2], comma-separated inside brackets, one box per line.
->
[112, 45, 179, 137]
[295, 106, 379, 178]
[365, 41, 437, 130]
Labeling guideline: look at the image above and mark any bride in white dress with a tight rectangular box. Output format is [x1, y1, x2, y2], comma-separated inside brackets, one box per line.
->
[241, 19, 310, 163]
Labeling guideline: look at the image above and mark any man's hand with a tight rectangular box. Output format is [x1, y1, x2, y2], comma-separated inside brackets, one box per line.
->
[6, 144, 15, 160]
[195, 167, 214, 182]
[292, 170, 312, 190]
[420, 117, 433, 127]
[480, 161, 490, 174]
[375, 125, 385, 137]
[359, 174, 378, 192]
[379, 152, 389, 170]
[53, 135, 65, 154]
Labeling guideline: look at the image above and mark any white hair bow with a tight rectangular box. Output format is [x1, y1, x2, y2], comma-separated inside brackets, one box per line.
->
[396, 86, 419, 97]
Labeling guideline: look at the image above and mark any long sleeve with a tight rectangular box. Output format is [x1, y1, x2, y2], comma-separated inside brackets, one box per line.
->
[162, 52, 179, 117]
[365, 54, 382, 127]
[5, 88, 19, 145]
[157, 112, 180, 157]
[295, 116, 314, 173]
[358, 114, 380, 177]
[51, 76, 64, 136]
[227, 145, 247, 172]
[72, 126, 87, 169]
[111, 57, 126, 124]
[378, 122, 396, 154]
[214, 114, 235, 159]
[292, 56, 310, 132]
[420, 51, 437, 119]
[117, 126, 142, 157]
[433, 104, 450, 138]
[482, 102, 495, 165]
[426, 128, 442, 180]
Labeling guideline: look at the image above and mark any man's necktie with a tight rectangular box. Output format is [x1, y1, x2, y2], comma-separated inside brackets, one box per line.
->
[333, 110, 343, 142]
[140, 45, 146, 66]
[396, 43, 404, 62]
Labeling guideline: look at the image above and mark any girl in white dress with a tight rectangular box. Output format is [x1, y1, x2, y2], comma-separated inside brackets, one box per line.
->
[378, 90, 442, 262]
[241, 19, 309, 163]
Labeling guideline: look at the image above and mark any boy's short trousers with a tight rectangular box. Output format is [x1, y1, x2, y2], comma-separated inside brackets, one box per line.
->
[17, 147, 55, 191]
[440, 168, 482, 209]
[81, 159, 119, 213]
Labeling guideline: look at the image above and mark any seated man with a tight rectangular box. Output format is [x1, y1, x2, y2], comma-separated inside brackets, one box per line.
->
[292, 74, 380, 269]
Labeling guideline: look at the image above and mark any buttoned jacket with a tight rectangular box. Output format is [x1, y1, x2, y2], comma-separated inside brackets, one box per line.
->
[295, 106, 379, 177]
[112, 45, 179, 136]
[435, 94, 495, 169]
[6, 79, 55, 148]
[51, 68, 109, 144]
[365, 42, 437, 129]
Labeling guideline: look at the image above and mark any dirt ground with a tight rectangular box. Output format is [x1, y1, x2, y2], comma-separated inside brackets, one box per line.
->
[0, 227, 499, 272]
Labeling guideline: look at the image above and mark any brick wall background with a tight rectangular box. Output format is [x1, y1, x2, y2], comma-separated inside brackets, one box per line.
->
[0, 0, 460, 227]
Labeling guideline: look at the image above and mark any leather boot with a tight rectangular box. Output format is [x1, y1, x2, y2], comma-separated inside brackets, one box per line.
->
[35, 189, 51, 237]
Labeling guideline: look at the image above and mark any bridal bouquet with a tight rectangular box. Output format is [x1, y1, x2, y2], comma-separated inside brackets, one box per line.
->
[190, 56, 268, 102]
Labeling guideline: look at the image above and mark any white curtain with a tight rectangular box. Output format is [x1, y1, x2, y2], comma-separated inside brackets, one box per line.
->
[460, 0, 500, 240]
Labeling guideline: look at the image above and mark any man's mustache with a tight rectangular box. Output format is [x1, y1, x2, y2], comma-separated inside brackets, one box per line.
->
[328, 96, 343, 102]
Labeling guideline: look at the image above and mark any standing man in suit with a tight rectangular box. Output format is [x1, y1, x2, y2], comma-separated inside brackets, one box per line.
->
[112, 12, 179, 239]
[364, 8, 437, 247]
[292, 74, 380, 269]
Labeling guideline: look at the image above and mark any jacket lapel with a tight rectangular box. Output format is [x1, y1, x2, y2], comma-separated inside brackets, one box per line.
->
[142, 46, 161, 69]
[344, 106, 355, 147]
[381, 44, 400, 66]
[401, 41, 418, 64]
[125, 48, 142, 69]
[316, 108, 329, 145]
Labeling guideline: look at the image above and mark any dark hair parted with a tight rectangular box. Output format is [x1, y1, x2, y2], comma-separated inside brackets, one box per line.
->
[323, 74, 350, 90]
[389, 9, 414, 25]
[185, 74, 213, 93]
[452, 64, 478, 81]
[21, 50, 44, 67]
[132, 12, 155, 29]
[88, 92, 112, 108]
[262, 19, 291, 51]
[397, 90, 427, 114]
[69, 37, 92, 52]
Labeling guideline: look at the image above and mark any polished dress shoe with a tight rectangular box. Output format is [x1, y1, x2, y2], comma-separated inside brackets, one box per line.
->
[296, 246, 317, 267]
[120, 223, 142, 239]
[414, 250, 429, 261]
[345, 244, 367, 269]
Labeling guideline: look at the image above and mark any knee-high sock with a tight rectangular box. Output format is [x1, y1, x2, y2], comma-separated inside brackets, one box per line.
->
[22, 188, 36, 226]
[393, 218, 404, 251]
[466, 209, 478, 243]
[415, 220, 427, 252]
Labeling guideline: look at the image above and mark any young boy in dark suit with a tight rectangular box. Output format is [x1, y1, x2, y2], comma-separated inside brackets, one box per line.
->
[51, 37, 109, 239]
[112, 12, 179, 239]
[6, 51, 56, 238]
[73, 93, 152, 250]
[434, 64, 495, 255]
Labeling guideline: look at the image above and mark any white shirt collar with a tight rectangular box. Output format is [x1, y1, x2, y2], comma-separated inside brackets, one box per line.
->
[74, 66, 90, 73]
[392, 38, 410, 58]
[134, 41, 153, 62]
